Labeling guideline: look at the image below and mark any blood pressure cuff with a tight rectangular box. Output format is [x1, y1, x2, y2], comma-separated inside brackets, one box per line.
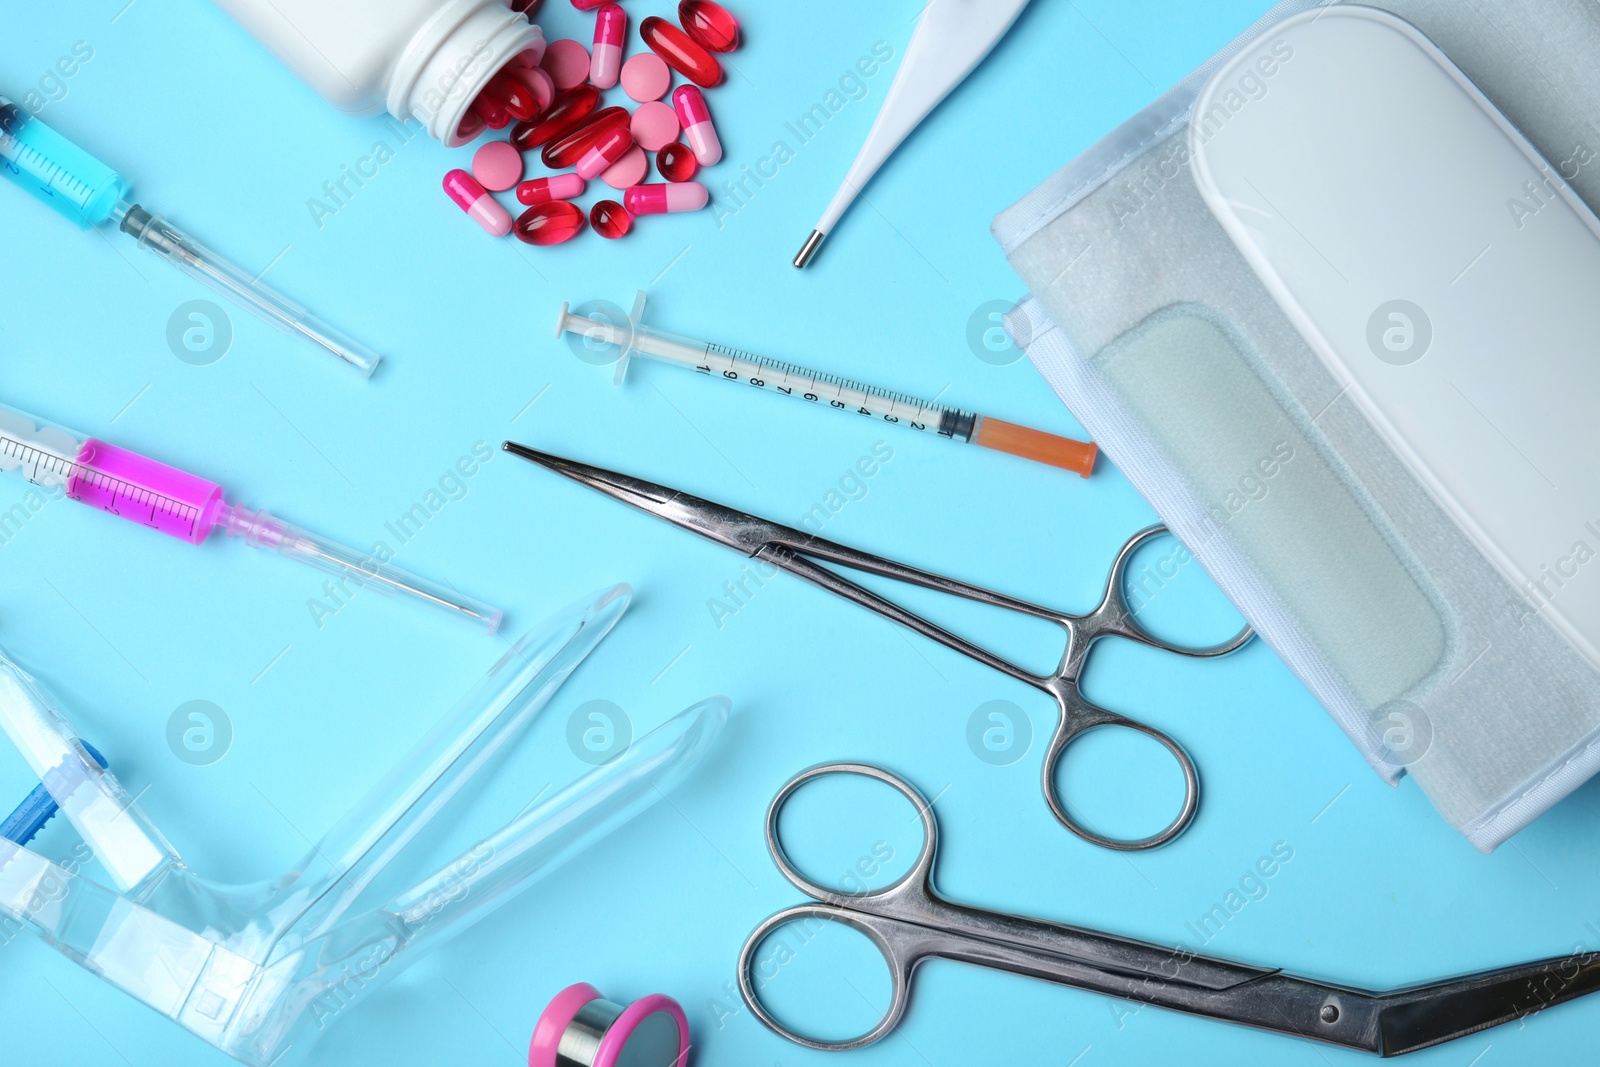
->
[992, 0, 1600, 851]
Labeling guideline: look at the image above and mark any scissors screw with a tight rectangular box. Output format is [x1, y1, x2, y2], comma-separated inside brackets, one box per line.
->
[1319, 1003, 1340, 1024]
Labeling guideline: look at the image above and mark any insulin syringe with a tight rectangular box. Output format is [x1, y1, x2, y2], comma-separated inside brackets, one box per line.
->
[556, 292, 1097, 476]
[0, 400, 502, 632]
[0, 98, 381, 378]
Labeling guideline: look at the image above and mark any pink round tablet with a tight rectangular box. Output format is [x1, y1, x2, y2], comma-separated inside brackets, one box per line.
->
[542, 39, 592, 91]
[601, 144, 649, 189]
[471, 141, 523, 192]
[509, 43, 547, 71]
[629, 101, 681, 152]
[620, 52, 672, 102]
[509, 63, 556, 115]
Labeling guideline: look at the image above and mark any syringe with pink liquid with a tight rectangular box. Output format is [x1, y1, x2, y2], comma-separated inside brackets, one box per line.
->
[0, 400, 502, 632]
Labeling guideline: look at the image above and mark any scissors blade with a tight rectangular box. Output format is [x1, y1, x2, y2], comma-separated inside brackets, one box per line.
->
[503, 443, 793, 556]
[1368, 951, 1600, 1055]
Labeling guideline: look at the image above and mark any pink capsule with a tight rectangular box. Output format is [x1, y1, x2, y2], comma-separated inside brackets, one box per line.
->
[576, 125, 635, 180]
[517, 173, 587, 205]
[443, 169, 512, 237]
[672, 85, 721, 167]
[570, 0, 606, 8]
[625, 182, 709, 215]
[590, 4, 627, 89]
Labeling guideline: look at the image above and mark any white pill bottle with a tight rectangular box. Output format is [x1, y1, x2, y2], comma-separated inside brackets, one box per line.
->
[212, 0, 544, 146]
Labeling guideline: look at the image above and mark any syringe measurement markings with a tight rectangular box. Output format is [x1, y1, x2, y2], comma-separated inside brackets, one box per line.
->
[0, 435, 202, 535]
[699, 343, 962, 432]
[10, 143, 93, 206]
[707, 343, 946, 411]
[73, 468, 202, 534]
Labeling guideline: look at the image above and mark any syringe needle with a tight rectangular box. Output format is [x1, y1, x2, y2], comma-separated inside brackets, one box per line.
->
[118, 204, 383, 379]
[218, 504, 505, 634]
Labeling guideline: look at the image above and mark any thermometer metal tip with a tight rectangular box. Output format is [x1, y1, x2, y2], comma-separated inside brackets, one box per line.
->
[793, 230, 826, 270]
[798, 0, 1031, 266]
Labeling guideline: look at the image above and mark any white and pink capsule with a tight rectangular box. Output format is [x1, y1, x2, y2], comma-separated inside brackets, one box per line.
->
[672, 85, 721, 167]
[625, 182, 709, 215]
[443, 169, 512, 237]
[590, 4, 627, 90]
[576, 125, 636, 180]
[517, 173, 587, 205]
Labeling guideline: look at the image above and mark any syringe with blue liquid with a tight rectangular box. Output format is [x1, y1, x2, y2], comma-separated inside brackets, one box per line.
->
[0, 97, 382, 378]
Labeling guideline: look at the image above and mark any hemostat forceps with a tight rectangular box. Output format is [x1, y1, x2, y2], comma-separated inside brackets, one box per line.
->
[739, 762, 1600, 1054]
[505, 443, 1252, 850]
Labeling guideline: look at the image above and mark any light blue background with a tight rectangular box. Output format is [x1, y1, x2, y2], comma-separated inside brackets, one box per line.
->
[4, 1, 1600, 1065]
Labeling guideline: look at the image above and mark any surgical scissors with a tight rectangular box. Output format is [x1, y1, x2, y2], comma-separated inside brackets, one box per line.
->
[505, 443, 1252, 850]
[739, 762, 1600, 1054]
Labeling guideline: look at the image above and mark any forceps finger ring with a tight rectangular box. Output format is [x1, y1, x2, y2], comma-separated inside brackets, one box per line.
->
[1040, 701, 1201, 851]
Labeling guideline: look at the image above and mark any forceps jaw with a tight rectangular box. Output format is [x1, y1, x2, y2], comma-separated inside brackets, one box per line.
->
[503, 442, 788, 556]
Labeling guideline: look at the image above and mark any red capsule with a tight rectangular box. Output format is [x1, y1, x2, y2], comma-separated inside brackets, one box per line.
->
[640, 16, 723, 88]
[471, 91, 509, 129]
[506, 63, 555, 116]
[510, 0, 542, 11]
[541, 106, 628, 169]
[679, 0, 740, 53]
[576, 125, 635, 180]
[444, 170, 513, 237]
[510, 85, 600, 150]
[456, 110, 487, 142]
[570, 0, 605, 8]
[673, 85, 722, 166]
[591, 200, 633, 239]
[480, 70, 540, 121]
[625, 182, 708, 215]
[590, 4, 627, 90]
[517, 173, 587, 205]
[514, 200, 586, 245]
[656, 141, 699, 182]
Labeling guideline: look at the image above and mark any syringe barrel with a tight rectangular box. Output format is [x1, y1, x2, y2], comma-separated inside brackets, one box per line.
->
[0, 399, 499, 630]
[73, 440, 224, 544]
[0, 401, 86, 491]
[0, 98, 128, 227]
[0, 400, 225, 544]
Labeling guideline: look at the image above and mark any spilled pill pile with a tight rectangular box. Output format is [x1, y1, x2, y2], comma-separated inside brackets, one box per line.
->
[442, 0, 737, 245]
